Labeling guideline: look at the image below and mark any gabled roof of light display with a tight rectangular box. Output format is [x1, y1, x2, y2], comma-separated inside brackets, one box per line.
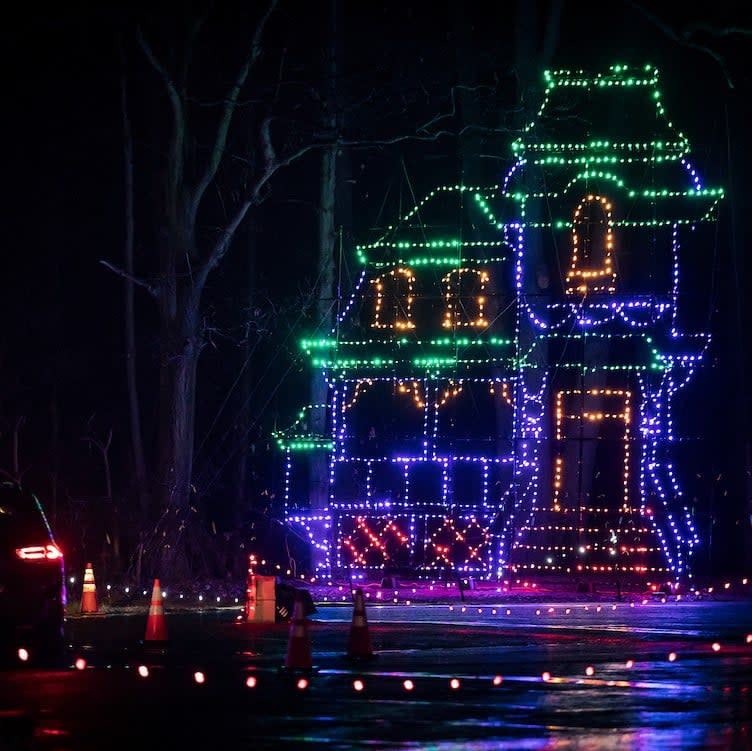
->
[355, 184, 511, 267]
[520, 331, 709, 373]
[273, 403, 334, 451]
[301, 182, 517, 376]
[498, 63, 723, 225]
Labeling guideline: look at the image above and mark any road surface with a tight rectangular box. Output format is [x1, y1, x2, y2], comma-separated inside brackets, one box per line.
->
[1, 598, 750, 749]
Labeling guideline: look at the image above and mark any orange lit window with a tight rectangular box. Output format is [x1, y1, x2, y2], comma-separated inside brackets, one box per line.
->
[442, 268, 490, 328]
[371, 267, 415, 330]
[552, 389, 632, 514]
[565, 195, 616, 296]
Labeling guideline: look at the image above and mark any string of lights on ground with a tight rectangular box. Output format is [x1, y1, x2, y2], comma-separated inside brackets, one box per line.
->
[62, 569, 752, 608]
[18, 605, 752, 698]
[20, 650, 750, 694]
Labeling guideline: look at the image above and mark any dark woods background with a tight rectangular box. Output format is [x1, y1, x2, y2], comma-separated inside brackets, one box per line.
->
[1, 1, 750, 583]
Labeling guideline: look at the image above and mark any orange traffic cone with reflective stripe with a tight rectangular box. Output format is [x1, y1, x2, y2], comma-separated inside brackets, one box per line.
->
[144, 579, 168, 641]
[346, 587, 376, 661]
[80, 563, 98, 614]
[283, 594, 312, 672]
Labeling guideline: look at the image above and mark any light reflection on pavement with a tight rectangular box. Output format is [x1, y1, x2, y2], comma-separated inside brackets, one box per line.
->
[0, 599, 749, 749]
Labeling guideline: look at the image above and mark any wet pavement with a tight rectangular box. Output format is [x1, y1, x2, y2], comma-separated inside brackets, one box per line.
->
[1, 598, 750, 749]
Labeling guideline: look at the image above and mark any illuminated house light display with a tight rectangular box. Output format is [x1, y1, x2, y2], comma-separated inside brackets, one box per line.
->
[276, 64, 723, 584]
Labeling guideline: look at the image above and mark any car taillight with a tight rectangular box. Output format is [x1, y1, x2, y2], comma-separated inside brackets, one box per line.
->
[15, 544, 63, 561]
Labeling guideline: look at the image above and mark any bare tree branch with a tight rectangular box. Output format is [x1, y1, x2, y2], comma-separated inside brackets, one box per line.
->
[83, 421, 114, 500]
[199, 112, 511, 286]
[201, 123, 322, 282]
[416, 84, 496, 135]
[340, 122, 510, 148]
[136, 27, 186, 198]
[100, 259, 158, 298]
[683, 23, 752, 38]
[630, 2, 736, 88]
[179, 12, 209, 97]
[260, 115, 276, 166]
[190, 0, 279, 227]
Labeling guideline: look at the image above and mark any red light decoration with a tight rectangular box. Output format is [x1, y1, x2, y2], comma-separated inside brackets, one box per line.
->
[427, 517, 490, 567]
[342, 517, 409, 566]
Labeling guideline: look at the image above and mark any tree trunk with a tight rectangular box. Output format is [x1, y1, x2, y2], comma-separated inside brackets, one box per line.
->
[121, 56, 149, 518]
[227, 220, 258, 579]
[309, 145, 337, 511]
[148, 281, 203, 580]
[309, 0, 341, 510]
[157, 307, 201, 513]
[234, 222, 257, 526]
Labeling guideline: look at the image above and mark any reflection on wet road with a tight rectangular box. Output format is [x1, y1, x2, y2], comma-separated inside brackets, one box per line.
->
[0, 600, 750, 749]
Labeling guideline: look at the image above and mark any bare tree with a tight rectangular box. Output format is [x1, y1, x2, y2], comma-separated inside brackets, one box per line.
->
[102, 2, 335, 579]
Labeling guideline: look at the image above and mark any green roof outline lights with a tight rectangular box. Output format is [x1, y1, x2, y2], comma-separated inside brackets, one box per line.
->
[272, 403, 334, 451]
[300, 336, 513, 352]
[355, 185, 508, 267]
[505, 168, 723, 225]
[513, 63, 689, 157]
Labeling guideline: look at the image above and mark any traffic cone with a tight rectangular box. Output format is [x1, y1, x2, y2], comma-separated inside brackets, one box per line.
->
[282, 594, 312, 672]
[80, 563, 98, 614]
[346, 587, 376, 661]
[144, 579, 168, 641]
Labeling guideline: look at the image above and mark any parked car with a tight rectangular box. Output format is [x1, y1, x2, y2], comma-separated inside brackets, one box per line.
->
[0, 481, 66, 666]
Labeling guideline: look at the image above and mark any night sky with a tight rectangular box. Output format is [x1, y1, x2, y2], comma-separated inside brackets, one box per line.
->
[2, 2, 750, 575]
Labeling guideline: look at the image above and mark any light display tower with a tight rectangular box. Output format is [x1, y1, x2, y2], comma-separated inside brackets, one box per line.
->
[277, 63, 723, 586]
[278, 184, 518, 579]
[500, 63, 722, 586]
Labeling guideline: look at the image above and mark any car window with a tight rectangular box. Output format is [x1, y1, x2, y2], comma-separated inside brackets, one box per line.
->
[0, 484, 53, 540]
